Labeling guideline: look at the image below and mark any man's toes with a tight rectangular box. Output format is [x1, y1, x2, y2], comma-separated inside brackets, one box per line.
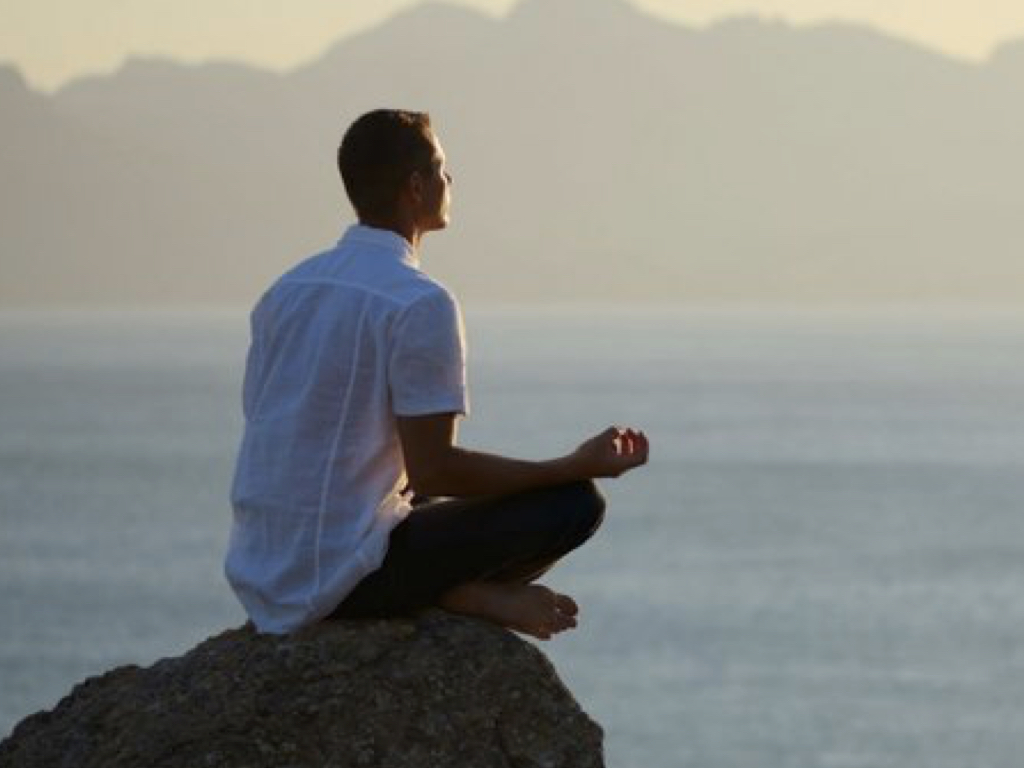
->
[551, 609, 577, 632]
[555, 593, 579, 617]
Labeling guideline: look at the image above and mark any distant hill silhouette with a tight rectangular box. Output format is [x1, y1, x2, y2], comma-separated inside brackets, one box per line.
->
[2, 0, 1022, 306]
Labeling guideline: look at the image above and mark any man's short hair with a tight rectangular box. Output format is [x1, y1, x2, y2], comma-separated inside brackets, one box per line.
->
[337, 110, 435, 221]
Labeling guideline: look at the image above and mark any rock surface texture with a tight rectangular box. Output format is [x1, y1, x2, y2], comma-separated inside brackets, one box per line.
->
[0, 612, 604, 768]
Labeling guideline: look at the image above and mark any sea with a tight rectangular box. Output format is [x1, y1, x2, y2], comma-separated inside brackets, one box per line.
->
[1, 305, 1022, 768]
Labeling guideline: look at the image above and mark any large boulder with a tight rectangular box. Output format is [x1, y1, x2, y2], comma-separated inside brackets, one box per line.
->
[0, 612, 603, 767]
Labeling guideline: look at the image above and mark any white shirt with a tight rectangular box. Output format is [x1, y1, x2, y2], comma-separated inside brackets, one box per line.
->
[225, 224, 468, 634]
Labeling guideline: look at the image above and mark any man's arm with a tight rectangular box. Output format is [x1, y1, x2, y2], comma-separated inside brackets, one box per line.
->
[397, 413, 648, 498]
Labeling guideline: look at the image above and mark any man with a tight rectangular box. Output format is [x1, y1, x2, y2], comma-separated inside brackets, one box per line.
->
[226, 109, 648, 639]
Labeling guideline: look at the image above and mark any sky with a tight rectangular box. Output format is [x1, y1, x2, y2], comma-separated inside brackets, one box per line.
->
[2, 0, 1024, 92]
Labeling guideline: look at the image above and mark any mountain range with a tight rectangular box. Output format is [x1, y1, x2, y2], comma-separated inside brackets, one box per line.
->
[2, 0, 1023, 306]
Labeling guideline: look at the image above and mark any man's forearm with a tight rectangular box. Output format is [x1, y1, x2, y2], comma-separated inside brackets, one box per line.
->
[398, 416, 647, 498]
[411, 446, 583, 498]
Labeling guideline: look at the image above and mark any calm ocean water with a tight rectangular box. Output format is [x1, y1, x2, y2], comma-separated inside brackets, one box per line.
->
[1, 306, 1023, 767]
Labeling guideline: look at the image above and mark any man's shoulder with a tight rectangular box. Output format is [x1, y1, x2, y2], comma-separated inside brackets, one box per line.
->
[332, 242, 458, 315]
[261, 247, 337, 295]
[253, 244, 458, 323]
[396, 269, 458, 308]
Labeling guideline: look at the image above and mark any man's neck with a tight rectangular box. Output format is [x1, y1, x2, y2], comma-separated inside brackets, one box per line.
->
[358, 216, 422, 249]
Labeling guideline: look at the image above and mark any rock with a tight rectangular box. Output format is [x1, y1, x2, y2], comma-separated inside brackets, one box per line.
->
[0, 612, 604, 768]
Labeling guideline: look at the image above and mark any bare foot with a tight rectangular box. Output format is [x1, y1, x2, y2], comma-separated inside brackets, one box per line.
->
[438, 581, 580, 640]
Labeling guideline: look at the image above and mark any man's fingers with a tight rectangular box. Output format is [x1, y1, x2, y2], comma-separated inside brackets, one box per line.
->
[589, 425, 649, 474]
[617, 429, 649, 469]
[605, 426, 627, 455]
[618, 429, 635, 455]
[618, 428, 646, 458]
[625, 428, 641, 452]
[634, 430, 649, 461]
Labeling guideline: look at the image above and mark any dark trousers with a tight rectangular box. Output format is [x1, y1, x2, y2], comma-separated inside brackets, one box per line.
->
[329, 480, 606, 619]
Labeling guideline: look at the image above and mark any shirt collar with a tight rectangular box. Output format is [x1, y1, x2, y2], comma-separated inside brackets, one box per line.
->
[340, 224, 419, 267]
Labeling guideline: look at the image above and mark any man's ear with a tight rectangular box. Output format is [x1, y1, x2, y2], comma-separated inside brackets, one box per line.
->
[407, 170, 425, 203]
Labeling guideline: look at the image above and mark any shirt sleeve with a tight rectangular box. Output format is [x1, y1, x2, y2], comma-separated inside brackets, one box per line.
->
[388, 287, 469, 417]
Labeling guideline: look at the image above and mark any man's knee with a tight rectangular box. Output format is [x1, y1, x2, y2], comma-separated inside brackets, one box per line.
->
[557, 479, 606, 546]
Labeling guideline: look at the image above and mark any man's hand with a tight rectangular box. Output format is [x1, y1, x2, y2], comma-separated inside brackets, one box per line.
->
[569, 426, 649, 479]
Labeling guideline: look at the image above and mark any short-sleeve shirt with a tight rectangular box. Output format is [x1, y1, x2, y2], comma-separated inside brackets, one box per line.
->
[225, 224, 468, 634]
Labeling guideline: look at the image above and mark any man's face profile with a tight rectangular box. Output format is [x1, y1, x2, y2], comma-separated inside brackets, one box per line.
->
[412, 134, 452, 233]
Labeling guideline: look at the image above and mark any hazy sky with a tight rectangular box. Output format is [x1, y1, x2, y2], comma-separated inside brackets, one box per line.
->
[3, 0, 1024, 91]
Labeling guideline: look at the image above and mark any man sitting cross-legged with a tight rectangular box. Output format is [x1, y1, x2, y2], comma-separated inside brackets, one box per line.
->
[225, 109, 648, 639]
